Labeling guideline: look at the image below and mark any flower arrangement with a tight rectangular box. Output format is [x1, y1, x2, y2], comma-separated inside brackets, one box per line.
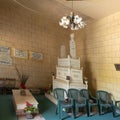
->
[24, 102, 38, 119]
[24, 101, 38, 114]
[15, 65, 29, 89]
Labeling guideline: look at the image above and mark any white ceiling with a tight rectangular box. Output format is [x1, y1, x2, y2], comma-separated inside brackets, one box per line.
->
[10, 0, 120, 21]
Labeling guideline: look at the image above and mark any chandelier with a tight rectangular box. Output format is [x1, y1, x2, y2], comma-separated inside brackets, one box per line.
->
[59, 1, 86, 30]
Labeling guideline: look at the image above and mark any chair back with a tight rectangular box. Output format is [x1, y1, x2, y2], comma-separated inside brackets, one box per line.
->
[53, 88, 68, 101]
[68, 88, 79, 100]
[80, 89, 90, 99]
[96, 90, 112, 104]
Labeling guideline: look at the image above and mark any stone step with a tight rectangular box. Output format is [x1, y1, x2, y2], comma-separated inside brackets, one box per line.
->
[45, 93, 57, 105]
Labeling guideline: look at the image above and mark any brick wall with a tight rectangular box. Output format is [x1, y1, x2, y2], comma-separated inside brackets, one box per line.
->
[84, 12, 120, 99]
[0, 0, 70, 88]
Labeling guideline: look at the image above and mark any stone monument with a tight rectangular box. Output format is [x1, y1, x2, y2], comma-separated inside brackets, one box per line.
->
[70, 33, 76, 58]
[52, 33, 87, 91]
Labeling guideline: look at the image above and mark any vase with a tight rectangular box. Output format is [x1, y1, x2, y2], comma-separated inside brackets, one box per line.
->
[26, 113, 34, 119]
[20, 89, 26, 96]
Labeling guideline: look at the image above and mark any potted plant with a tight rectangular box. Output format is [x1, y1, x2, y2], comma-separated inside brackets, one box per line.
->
[24, 101, 38, 119]
[15, 65, 29, 95]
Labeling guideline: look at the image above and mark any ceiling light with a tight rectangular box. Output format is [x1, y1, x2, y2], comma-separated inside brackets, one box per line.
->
[59, 1, 86, 30]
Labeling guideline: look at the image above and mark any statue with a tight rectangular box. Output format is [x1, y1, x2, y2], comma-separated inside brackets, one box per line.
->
[60, 45, 66, 58]
[70, 33, 76, 58]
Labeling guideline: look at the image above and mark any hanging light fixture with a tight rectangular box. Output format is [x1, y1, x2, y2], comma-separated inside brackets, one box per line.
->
[59, 0, 86, 30]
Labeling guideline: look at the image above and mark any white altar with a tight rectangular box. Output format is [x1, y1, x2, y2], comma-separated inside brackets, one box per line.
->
[53, 33, 87, 91]
[53, 56, 87, 91]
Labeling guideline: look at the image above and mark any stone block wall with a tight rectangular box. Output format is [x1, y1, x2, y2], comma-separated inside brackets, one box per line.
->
[84, 12, 120, 99]
[0, 0, 70, 88]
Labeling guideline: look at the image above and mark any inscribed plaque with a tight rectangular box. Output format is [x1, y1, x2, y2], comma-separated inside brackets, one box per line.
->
[13, 48, 28, 59]
[29, 51, 43, 60]
[0, 46, 12, 65]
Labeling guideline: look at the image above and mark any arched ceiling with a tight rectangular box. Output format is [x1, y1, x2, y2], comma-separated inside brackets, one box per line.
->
[2, 0, 120, 22]
[12, 0, 120, 20]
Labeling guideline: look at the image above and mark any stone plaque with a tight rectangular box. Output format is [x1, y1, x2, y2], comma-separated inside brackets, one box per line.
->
[0, 46, 12, 65]
[29, 51, 43, 60]
[13, 48, 28, 59]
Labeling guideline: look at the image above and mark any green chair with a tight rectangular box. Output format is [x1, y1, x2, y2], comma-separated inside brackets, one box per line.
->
[112, 100, 120, 117]
[68, 88, 87, 118]
[53, 88, 75, 120]
[80, 89, 98, 116]
[96, 90, 113, 115]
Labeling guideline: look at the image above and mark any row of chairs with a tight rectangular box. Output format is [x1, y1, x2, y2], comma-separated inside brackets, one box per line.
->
[53, 88, 120, 120]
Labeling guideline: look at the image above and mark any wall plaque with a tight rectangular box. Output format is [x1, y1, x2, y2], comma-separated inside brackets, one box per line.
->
[0, 46, 12, 65]
[29, 51, 43, 60]
[13, 48, 28, 59]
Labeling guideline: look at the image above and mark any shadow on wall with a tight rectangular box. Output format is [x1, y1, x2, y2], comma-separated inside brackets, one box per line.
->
[84, 61, 97, 96]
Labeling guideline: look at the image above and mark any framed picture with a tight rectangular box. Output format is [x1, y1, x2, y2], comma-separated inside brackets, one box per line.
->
[29, 51, 43, 60]
[0, 46, 12, 65]
[13, 48, 28, 59]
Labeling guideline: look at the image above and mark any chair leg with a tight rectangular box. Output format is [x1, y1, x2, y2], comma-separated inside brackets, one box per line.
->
[87, 105, 91, 117]
[100, 106, 103, 115]
[98, 105, 101, 115]
[59, 106, 62, 120]
[73, 106, 75, 119]
[56, 107, 58, 114]
[86, 107, 89, 116]
[75, 106, 78, 118]
[112, 108, 116, 117]
[86, 103, 89, 117]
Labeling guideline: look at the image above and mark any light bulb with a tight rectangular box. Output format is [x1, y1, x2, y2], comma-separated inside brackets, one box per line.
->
[65, 19, 70, 25]
[63, 25, 68, 28]
[59, 21, 63, 26]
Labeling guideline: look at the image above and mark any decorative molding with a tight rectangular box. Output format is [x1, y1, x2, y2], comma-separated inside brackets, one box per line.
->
[0, 46, 12, 65]
[13, 48, 28, 59]
[29, 51, 43, 60]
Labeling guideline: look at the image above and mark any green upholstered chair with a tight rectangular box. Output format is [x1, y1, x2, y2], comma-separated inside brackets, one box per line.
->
[68, 88, 87, 118]
[96, 90, 113, 115]
[53, 88, 75, 120]
[112, 100, 120, 117]
[80, 89, 98, 116]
